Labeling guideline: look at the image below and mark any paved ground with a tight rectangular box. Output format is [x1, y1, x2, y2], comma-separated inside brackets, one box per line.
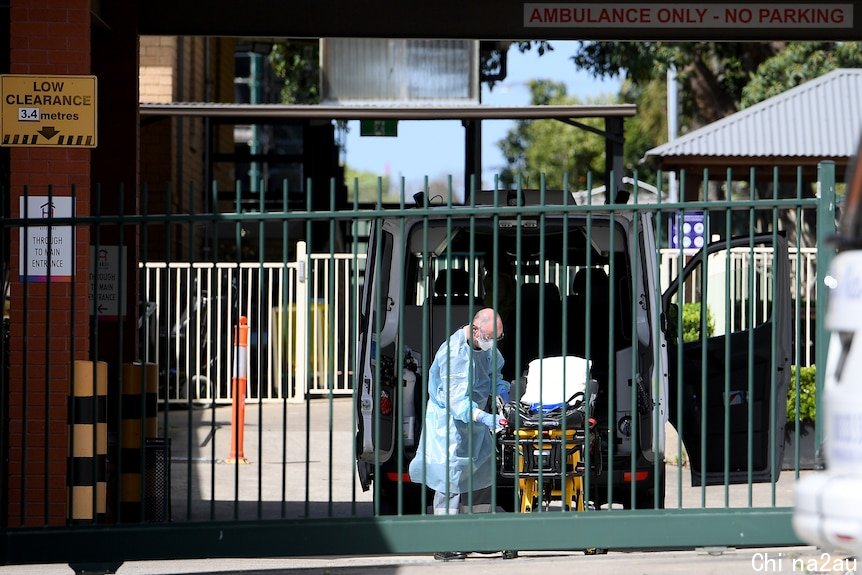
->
[2, 545, 856, 575]
[157, 397, 803, 519]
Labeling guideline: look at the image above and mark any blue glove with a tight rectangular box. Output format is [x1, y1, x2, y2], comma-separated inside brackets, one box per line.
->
[496, 380, 511, 404]
[476, 410, 507, 430]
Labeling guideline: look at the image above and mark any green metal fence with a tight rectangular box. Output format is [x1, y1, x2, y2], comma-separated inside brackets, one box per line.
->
[0, 163, 836, 571]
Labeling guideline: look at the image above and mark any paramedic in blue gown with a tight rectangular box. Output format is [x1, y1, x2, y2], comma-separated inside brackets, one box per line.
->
[409, 307, 517, 561]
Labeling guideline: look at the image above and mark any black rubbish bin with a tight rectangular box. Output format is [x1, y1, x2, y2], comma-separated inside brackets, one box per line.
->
[144, 438, 171, 522]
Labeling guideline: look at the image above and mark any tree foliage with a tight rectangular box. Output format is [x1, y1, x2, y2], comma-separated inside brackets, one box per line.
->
[497, 80, 608, 189]
[742, 42, 862, 107]
[498, 41, 862, 193]
[572, 41, 787, 130]
[481, 41, 554, 90]
[269, 40, 320, 104]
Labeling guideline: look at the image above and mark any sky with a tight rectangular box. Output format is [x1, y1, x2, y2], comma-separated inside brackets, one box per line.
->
[341, 41, 621, 195]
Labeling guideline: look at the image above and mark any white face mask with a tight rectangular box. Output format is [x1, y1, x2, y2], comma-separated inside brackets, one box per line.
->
[476, 337, 494, 352]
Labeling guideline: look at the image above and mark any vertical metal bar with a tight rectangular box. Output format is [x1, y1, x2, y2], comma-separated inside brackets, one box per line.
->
[488, 180, 499, 514]
[417, 182, 430, 516]
[467, 173, 477, 512]
[584, 171, 594, 510]
[257, 176, 266, 518]
[0, 184, 8, 527]
[209, 181, 219, 520]
[723, 168, 733, 507]
[393, 177, 406, 516]
[350, 179, 361, 516]
[513, 178, 523, 514]
[46, 182, 57, 524]
[815, 161, 836, 450]
[746, 168, 756, 507]
[19, 184, 29, 526]
[792, 168, 803, 473]
[327, 179, 337, 517]
[629, 174, 639, 509]
[675, 169, 686, 509]
[607, 197, 616, 510]
[536, 176, 546, 511]
[186, 183, 198, 522]
[698, 169, 710, 509]
[231, 179, 242, 519]
[770, 167, 780, 506]
[159, 182, 174, 522]
[282, 180, 291, 517]
[304, 179, 314, 517]
[560, 173, 570, 512]
[443, 175, 454, 511]
[372, 178, 384, 516]
[652, 172, 665, 510]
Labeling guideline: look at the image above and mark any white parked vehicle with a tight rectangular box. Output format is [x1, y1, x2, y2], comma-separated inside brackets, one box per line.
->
[355, 189, 792, 513]
[794, 142, 862, 553]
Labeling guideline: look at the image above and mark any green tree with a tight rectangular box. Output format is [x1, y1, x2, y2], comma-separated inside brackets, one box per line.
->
[500, 41, 862, 202]
[344, 167, 397, 204]
[497, 80, 609, 190]
[742, 42, 862, 107]
[572, 42, 786, 130]
[269, 40, 320, 104]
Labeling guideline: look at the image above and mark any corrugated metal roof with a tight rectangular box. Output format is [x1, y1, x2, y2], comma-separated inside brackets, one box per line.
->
[646, 68, 862, 160]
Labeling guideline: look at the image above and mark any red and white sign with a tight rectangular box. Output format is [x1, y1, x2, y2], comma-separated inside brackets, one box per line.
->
[524, 3, 853, 28]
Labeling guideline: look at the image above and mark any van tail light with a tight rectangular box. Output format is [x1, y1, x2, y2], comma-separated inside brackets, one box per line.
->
[624, 470, 650, 482]
[386, 472, 412, 483]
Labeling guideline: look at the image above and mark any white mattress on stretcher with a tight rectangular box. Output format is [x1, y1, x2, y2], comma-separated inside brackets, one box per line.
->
[520, 356, 592, 408]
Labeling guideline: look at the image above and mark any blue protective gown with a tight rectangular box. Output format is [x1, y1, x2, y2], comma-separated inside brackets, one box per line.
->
[408, 327, 509, 494]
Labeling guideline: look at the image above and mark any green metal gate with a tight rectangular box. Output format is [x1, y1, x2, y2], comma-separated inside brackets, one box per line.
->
[0, 163, 835, 570]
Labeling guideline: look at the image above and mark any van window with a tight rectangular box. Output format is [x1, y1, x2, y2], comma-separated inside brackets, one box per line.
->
[666, 244, 774, 344]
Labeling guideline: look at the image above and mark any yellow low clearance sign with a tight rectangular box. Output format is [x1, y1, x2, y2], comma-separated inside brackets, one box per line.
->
[1, 74, 97, 148]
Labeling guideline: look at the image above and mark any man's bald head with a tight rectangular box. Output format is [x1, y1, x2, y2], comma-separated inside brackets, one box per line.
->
[472, 308, 504, 341]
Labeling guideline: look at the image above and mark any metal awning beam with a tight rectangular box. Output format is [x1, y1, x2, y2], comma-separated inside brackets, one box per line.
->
[139, 102, 637, 121]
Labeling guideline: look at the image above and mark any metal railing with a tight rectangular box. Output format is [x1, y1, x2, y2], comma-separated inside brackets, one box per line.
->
[0, 164, 836, 569]
[140, 246, 365, 404]
[139, 245, 816, 406]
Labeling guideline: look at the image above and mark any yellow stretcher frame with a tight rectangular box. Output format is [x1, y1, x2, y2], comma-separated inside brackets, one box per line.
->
[501, 427, 586, 513]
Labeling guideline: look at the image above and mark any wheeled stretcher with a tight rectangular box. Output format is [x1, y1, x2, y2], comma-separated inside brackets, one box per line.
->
[499, 356, 597, 513]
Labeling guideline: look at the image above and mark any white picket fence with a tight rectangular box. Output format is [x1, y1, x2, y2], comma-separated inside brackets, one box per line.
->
[139, 242, 365, 404]
[658, 246, 817, 366]
[139, 244, 816, 404]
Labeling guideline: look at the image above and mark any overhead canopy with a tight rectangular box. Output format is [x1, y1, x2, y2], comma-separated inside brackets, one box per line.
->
[139, 102, 637, 121]
[138, 1, 861, 42]
[139, 102, 635, 201]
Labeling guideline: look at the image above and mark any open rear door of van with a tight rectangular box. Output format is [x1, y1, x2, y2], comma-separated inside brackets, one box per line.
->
[662, 234, 791, 486]
[355, 222, 399, 490]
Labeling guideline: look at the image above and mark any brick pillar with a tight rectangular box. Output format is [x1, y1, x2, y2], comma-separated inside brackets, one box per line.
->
[7, 0, 91, 526]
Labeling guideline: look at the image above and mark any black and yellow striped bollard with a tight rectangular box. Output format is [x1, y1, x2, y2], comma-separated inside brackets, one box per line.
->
[119, 361, 158, 521]
[68, 360, 108, 524]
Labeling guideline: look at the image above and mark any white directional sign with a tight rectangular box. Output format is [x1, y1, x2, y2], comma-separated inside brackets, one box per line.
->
[19, 196, 74, 283]
[88, 245, 127, 318]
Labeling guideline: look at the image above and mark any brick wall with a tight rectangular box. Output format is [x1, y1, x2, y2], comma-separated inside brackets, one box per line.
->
[139, 36, 176, 103]
[7, 0, 91, 526]
[139, 37, 237, 261]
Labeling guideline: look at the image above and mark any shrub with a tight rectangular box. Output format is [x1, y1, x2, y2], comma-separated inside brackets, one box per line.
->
[682, 302, 715, 343]
[787, 365, 816, 424]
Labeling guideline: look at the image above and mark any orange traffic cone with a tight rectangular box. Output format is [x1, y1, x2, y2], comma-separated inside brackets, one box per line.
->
[227, 316, 249, 464]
